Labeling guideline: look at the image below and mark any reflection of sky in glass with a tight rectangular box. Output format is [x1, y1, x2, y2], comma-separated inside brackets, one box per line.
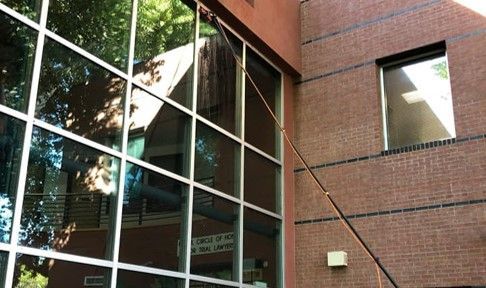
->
[402, 57, 456, 137]
[0, 195, 13, 242]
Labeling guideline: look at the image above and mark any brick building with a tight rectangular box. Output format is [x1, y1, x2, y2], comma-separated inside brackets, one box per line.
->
[295, 0, 485, 287]
[0, 0, 484, 287]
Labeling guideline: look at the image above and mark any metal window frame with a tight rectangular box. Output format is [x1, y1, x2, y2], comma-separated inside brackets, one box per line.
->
[0, 1, 285, 287]
[379, 49, 453, 150]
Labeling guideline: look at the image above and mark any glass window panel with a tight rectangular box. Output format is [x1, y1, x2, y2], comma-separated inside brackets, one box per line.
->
[245, 48, 281, 158]
[0, 251, 7, 286]
[383, 54, 456, 148]
[194, 122, 240, 197]
[243, 208, 280, 288]
[47, 0, 132, 71]
[128, 86, 191, 177]
[13, 254, 111, 288]
[133, 0, 196, 108]
[0, 0, 41, 21]
[0, 12, 36, 113]
[119, 162, 189, 272]
[244, 149, 281, 214]
[197, 18, 242, 134]
[190, 189, 239, 281]
[0, 113, 25, 244]
[190, 281, 233, 288]
[117, 270, 184, 288]
[36, 39, 126, 151]
[19, 127, 120, 260]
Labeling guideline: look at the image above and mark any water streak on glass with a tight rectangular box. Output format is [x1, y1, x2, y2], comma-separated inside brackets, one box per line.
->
[20, 127, 120, 260]
[197, 18, 242, 134]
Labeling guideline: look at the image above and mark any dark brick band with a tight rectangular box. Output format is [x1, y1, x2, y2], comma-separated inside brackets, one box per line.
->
[301, 0, 441, 45]
[294, 134, 486, 173]
[296, 26, 486, 85]
[295, 199, 486, 225]
[295, 60, 375, 85]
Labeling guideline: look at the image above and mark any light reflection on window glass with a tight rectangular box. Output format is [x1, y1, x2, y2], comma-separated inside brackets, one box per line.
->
[14, 254, 111, 288]
[128, 86, 191, 177]
[20, 127, 119, 260]
[133, 0, 196, 108]
[47, 0, 132, 71]
[383, 54, 455, 148]
[0, 113, 25, 244]
[36, 39, 126, 151]
[0, 12, 37, 113]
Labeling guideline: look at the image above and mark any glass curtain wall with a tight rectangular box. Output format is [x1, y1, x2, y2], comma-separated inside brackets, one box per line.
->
[0, 0, 283, 287]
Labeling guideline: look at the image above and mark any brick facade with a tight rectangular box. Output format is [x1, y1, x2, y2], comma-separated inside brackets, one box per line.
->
[294, 0, 486, 287]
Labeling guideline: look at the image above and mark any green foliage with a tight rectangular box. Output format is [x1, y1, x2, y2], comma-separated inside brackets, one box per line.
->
[15, 265, 48, 288]
[0, 13, 36, 111]
[432, 61, 448, 80]
[47, 0, 132, 70]
[135, 0, 195, 61]
[0, 0, 40, 21]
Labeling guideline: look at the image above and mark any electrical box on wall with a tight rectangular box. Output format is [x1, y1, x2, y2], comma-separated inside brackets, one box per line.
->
[327, 251, 348, 267]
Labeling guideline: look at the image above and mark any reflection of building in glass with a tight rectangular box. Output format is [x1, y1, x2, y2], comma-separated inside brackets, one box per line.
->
[1, 0, 485, 287]
[0, 1, 285, 287]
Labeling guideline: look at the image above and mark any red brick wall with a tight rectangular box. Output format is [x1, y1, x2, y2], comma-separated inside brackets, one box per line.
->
[295, 0, 486, 287]
[202, 0, 301, 75]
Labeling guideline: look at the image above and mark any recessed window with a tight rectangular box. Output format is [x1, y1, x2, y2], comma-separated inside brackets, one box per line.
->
[379, 43, 456, 149]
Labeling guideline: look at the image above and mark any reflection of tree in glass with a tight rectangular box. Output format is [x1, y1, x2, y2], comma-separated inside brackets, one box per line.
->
[135, 0, 195, 61]
[20, 129, 118, 255]
[19, 129, 62, 249]
[0, 13, 36, 111]
[0, 0, 40, 21]
[195, 135, 218, 178]
[15, 264, 48, 288]
[0, 194, 13, 242]
[432, 61, 448, 80]
[47, 0, 132, 70]
[35, 40, 126, 149]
